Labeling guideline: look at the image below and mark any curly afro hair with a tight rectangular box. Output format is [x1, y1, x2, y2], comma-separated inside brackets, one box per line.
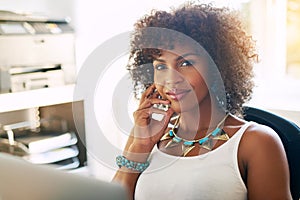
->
[127, 2, 258, 115]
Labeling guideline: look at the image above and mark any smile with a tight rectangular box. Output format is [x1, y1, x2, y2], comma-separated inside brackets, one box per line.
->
[166, 89, 191, 101]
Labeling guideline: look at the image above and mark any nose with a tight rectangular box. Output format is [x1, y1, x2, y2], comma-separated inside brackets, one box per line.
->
[154, 64, 184, 87]
[164, 68, 183, 86]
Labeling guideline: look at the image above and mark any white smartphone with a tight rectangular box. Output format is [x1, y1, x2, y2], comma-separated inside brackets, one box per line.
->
[153, 103, 170, 111]
[152, 94, 170, 111]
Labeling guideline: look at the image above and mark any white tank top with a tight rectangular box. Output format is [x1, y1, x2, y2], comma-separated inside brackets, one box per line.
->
[135, 122, 252, 200]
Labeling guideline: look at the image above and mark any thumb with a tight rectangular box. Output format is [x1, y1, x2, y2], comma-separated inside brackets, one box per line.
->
[161, 108, 175, 128]
[149, 108, 175, 138]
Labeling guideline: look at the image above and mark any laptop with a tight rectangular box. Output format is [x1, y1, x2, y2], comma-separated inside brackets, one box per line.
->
[0, 153, 127, 200]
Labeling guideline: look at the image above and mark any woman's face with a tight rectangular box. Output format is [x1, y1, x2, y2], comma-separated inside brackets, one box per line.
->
[153, 44, 210, 113]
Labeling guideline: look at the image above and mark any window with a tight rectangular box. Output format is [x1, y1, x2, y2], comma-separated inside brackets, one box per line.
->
[287, 0, 300, 79]
[235, 0, 300, 111]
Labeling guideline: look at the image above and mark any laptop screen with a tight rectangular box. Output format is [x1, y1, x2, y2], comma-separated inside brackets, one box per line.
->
[0, 153, 127, 200]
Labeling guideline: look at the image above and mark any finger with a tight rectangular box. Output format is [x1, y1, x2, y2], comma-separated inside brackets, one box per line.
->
[140, 84, 156, 101]
[151, 90, 164, 100]
[138, 98, 170, 110]
[165, 107, 175, 119]
[147, 108, 175, 139]
[135, 105, 169, 121]
[152, 107, 174, 128]
[133, 108, 152, 122]
[158, 109, 175, 135]
[134, 106, 171, 127]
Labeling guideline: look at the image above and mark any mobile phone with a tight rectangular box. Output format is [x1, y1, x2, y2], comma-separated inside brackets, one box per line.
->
[153, 94, 170, 111]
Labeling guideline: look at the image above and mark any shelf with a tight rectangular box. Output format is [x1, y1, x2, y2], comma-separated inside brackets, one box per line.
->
[0, 84, 78, 112]
[69, 166, 90, 176]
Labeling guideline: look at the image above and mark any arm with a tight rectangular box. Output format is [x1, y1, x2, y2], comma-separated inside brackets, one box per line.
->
[240, 124, 292, 200]
[112, 85, 173, 199]
[112, 131, 151, 200]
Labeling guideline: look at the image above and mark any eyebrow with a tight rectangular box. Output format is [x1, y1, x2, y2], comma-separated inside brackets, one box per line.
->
[153, 53, 200, 62]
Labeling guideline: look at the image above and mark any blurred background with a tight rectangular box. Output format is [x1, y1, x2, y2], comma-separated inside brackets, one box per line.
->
[1, 0, 299, 109]
[0, 0, 299, 180]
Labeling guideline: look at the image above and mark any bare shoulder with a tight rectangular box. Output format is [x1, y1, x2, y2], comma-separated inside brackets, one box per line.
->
[237, 121, 287, 163]
[240, 122, 285, 155]
[226, 115, 284, 149]
[238, 122, 292, 199]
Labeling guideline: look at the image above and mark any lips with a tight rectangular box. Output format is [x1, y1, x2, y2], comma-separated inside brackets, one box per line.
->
[166, 89, 191, 101]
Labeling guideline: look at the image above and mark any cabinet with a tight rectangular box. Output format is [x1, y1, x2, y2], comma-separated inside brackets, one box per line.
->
[0, 85, 87, 170]
[0, 11, 85, 170]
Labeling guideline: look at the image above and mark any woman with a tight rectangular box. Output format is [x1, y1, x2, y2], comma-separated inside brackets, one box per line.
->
[113, 2, 291, 200]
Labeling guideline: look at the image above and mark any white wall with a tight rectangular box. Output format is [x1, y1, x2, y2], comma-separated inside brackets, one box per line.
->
[74, 0, 188, 68]
[0, 0, 75, 21]
[0, 0, 246, 70]
[73, 0, 244, 69]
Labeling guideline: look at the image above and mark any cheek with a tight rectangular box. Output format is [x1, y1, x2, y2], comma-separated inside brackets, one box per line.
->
[153, 71, 164, 86]
[153, 71, 163, 87]
[189, 74, 209, 94]
[154, 84, 166, 98]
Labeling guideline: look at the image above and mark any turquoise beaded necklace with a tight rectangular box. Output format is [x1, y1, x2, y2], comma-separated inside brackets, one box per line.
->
[160, 113, 230, 156]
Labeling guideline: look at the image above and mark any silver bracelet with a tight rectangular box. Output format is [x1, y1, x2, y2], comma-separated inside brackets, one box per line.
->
[116, 155, 150, 172]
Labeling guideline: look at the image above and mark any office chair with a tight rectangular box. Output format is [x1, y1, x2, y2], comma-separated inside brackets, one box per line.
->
[243, 106, 300, 200]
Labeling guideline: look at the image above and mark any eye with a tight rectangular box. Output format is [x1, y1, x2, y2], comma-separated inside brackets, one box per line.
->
[180, 60, 194, 67]
[154, 63, 167, 71]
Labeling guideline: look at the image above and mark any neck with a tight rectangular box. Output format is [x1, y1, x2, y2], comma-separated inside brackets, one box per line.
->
[177, 96, 226, 138]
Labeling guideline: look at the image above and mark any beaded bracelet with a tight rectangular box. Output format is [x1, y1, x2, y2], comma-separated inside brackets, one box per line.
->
[116, 155, 150, 172]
